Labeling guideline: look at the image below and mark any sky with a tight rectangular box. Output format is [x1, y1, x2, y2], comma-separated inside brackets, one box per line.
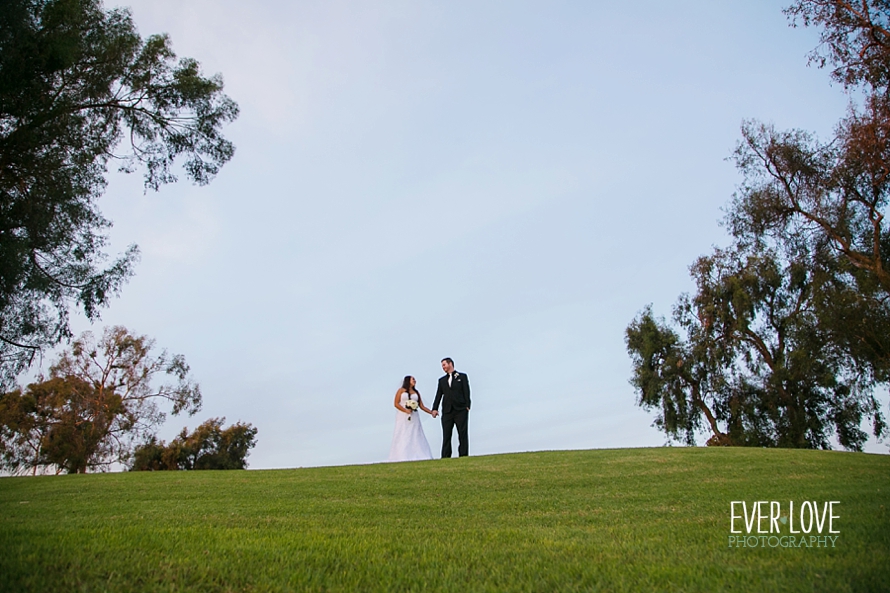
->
[59, 0, 887, 468]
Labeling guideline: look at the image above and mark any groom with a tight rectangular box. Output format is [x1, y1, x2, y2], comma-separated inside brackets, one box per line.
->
[431, 357, 470, 457]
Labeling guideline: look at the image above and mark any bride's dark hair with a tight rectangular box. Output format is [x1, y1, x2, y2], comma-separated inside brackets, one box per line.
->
[401, 375, 419, 394]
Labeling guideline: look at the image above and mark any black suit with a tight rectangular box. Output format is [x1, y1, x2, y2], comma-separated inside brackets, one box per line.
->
[433, 371, 471, 457]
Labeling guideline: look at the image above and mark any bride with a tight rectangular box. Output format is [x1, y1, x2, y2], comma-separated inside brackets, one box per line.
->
[388, 376, 434, 462]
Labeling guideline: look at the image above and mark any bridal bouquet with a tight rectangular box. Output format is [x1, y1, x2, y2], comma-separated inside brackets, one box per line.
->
[404, 399, 418, 420]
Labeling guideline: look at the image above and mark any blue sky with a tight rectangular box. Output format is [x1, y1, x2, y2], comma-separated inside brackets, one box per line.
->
[75, 0, 886, 467]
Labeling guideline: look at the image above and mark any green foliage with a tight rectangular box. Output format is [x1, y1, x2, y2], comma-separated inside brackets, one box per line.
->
[0, 376, 102, 473]
[0, 0, 238, 388]
[729, 115, 890, 380]
[785, 0, 890, 91]
[626, 1, 890, 449]
[130, 417, 257, 471]
[728, 1, 890, 378]
[0, 325, 201, 474]
[625, 307, 704, 446]
[0, 449, 887, 592]
[627, 246, 886, 450]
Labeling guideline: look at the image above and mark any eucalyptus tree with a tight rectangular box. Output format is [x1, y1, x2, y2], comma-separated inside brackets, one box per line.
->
[625, 1, 890, 448]
[0, 0, 238, 387]
[0, 325, 201, 474]
[626, 245, 886, 450]
[729, 1, 890, 378]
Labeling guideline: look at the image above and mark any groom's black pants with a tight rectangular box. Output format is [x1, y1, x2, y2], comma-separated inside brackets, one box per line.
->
[441, 408, 469, 458]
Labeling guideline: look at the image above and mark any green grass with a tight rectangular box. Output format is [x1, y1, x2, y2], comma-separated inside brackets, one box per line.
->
[0, 447, 887, 592]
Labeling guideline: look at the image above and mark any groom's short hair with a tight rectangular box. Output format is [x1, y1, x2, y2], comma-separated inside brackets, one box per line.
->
[441, 357, 454, 365]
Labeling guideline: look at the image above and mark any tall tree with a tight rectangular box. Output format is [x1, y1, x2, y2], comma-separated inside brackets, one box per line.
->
[0, 325, 201, 474]
[626, 0, 890, 448]
[0, 0, 238, 388]
[729, 1, 890, 378]
[626, 246, 886, 450]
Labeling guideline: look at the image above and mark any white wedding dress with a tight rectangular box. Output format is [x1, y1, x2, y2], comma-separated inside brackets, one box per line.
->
[388, 391, 433, 462]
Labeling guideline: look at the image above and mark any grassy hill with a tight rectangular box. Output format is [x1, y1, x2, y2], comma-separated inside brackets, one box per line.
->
[0, 447, 887, 592]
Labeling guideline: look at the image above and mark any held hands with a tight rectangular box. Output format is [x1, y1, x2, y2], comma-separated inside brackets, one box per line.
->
[431, 410, 439, 418]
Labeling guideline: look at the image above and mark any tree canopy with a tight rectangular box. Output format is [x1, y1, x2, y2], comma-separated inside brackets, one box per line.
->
[0, 325, 201, 474]
[729, 1, 890, 379]
[0, 0, 238, 388]
[625, 0, 890, 450]
[130, 418, 258, 471]
[626, 245, 885, 450]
